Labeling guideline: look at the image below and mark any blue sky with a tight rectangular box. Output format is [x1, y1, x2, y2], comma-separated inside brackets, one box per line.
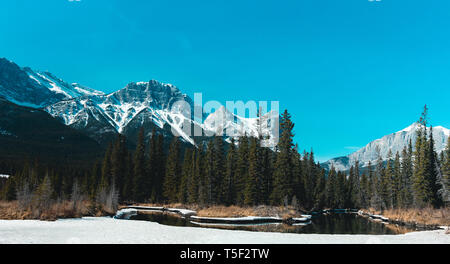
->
[1, 0, 449, 161]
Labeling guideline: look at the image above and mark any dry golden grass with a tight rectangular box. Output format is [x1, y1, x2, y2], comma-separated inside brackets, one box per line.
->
[0, 201, 31, 219]
[40, 201, 91, 221]
[366, 207, 450, 227]
[0, 200, 96, 221]
[196, 205, 257, 217]
[125, 203, 304, 218]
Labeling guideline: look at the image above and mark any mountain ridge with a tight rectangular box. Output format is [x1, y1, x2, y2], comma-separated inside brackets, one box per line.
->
[0, 58, 278, 148]
[321, 123, 449, 171]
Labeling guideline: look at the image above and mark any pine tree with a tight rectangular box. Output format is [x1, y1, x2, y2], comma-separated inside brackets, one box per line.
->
[29, 159, 41, 191]
[122, 153, 134, 202]
[88, 160, 101, 200]
[303, 150, 317, 209]
[100, 143, 113, 194]
[325, 167, 337, 208]
[163, 138, 181, 203]
[223, 138, 236, 205]
[178, 149, 192, 203]
[351, 161, 361, 208]
[412, 106, 434, 207]
[400, 141, 414, 208]
[244, 137, 260, 205]
[271, 110, 295, 205]
[235, 135, 249, 205]
[360, 172, 369, 209]
[336, 171, 347, 208]
[312, 168, 326, 210]
[440, 136, 450, 204]
[213, 136, 225, 203]
[381, 150, 393, 209]
[204, 140, 215, 204]
[292, 147, 304, 206]
[371, 149, 384, 210]
[196, 143, 208, 205]
[151, 134, 166, 202]
[147, 128, 157, 202]
[366, 161, 375, 207]
[187, 148, 199, 204]
[133, 128, 147, 202]
[392, 151, 401, 208]
[308, 151, 320, 209]
[259, 144, 273, 205]
[110, 134, 129, 201]
[426, 127, 442, 207]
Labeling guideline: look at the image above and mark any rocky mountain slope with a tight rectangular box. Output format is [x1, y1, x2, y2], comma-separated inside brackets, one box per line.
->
[0, 58, 103, 108]
[321, 123, 449, 171]
[0, 58, 278, 147]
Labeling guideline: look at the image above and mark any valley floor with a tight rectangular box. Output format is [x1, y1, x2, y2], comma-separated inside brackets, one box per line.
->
[0, 217, 448, 244]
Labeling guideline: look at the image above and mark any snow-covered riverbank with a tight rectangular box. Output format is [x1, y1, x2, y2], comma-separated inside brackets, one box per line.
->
[0, 217, 448, 244]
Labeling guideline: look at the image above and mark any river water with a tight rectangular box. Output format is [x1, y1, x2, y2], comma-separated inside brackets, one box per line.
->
[128, 211, 413, 235]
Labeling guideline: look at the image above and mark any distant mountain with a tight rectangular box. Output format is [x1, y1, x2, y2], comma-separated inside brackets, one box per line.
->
[321, 123, 450, 171]
[203, 106, 279, 148]
[45, 80, 206, 145]
[0, 58, 103, 108]
[0, 58, 278, 148]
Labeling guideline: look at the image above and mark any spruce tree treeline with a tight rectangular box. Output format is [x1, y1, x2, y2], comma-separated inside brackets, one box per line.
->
[1, 106, 449, 211]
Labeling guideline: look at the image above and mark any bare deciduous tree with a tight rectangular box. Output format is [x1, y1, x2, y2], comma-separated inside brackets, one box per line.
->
[16, 180, 32, 210]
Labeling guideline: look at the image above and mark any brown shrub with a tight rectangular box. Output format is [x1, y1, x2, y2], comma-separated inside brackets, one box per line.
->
[366, 207, 450, 227]
[0, 200, 94, 221]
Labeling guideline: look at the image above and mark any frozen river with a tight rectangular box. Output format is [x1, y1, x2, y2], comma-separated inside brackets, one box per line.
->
[0, 217, 448, 244]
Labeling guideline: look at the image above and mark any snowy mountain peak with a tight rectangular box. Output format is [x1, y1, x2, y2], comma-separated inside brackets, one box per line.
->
[0, 58, 104, 108]
[2, 58, 278, 148]
[71, 83, 105, 97]
[45, 78, 197, 144]
[322, 122, 450, 171]
[112, 80, 191, 109]
[400, 122, 421, 133]
[204, 106, 234, 122]
[203, 106, 279, 148]
[0, 59, 64, 108]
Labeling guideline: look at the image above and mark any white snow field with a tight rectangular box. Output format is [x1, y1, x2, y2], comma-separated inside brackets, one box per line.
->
[0, 217, 448, 244]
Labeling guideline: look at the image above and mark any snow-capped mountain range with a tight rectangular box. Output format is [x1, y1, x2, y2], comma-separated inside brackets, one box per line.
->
[45, 80, 201, 145]
[1, 57, 447, 161]
[203, 106, 278, 147]
[0, 58, 103, 108]
[321, 123, 450, 171]
[0, 58, 278, 147]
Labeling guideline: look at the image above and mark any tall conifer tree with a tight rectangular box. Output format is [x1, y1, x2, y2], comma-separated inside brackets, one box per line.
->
[223, 138, 236, 205]
[235, 135, 249, 205]
[244, 137, 260, 205]
[271, 110, 294, 205]
[133, 128, 147, 202]
[163, 138, 181, 203]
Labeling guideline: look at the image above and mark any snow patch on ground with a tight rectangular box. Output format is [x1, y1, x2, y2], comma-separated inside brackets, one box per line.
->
[167, 208, 197, 216]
